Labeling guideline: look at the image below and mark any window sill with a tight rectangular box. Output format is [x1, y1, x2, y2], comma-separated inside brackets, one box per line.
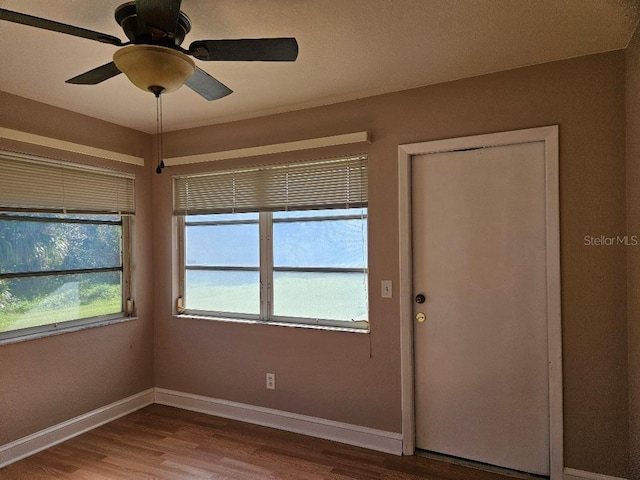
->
[173, 314, 370, 334]
[0, 315, 139, 346]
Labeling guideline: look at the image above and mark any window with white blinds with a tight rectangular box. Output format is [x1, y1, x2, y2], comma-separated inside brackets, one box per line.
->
[174, 155, 369, 331]
[0, 150, 135, 342]
[173, 155, 367, 215]
[0, 151, 135, 215]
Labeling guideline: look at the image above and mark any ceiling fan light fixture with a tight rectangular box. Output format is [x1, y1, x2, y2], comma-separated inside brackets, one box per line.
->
[113, 44, 195, 93]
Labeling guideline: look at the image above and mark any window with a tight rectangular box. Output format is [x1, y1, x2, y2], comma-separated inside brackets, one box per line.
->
[0, 152, 134, 341]
[0, 213, 127, 334]
[271, 209, 368, 322]
[185, 212, 260, 316]
[175, 156, 368, 330]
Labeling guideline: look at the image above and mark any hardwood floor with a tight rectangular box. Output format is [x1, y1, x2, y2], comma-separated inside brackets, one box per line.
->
[1, 404, 532, 479]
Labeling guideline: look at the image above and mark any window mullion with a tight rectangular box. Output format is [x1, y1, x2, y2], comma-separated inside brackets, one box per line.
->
[259, 212, 273, 321]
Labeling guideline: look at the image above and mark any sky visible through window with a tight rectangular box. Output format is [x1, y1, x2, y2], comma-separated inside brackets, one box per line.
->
[185, 208, 368, 322]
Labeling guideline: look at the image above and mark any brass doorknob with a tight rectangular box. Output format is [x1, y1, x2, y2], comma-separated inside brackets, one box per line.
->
[416, 312, 426, 323]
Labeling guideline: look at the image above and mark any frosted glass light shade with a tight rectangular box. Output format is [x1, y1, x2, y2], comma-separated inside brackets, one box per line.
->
[113, 45, 196, 93]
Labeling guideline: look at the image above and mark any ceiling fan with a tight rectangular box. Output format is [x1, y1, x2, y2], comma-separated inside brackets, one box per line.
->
[0, 0, 299, 101]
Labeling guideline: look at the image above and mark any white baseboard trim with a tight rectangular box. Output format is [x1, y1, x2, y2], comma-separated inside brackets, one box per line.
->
[154, 388, 403, 455]
[19, 388, 624, 475]
[0, 388, 154, 468]
[564, 467, 628, 480]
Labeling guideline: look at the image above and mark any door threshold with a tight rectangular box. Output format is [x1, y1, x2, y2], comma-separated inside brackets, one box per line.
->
[415, 450, 548, 479]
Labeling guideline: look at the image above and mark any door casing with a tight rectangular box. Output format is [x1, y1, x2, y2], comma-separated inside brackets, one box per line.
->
[397, 126, 563, 479]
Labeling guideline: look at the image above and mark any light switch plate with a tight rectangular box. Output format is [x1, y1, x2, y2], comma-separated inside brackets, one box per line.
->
[381, 280, 392, 298]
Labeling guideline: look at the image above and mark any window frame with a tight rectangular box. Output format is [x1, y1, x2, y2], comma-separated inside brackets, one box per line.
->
[177, 208, 369, 331]
[179, 213, 262, 321]
[0, 213, 133, 343]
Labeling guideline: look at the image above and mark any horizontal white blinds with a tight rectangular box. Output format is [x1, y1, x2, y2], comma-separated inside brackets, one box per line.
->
[0, 151, 135, 215]
[174, 155, 367, 215]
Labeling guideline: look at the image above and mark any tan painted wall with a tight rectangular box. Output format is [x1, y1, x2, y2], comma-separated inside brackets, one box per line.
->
[0, 92, 155, 444]
[156, 51, 629, 476]
[627, 20, 640, 480]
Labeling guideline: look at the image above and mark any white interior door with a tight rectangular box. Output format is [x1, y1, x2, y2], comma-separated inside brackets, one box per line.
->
[412, 141, 550, 475]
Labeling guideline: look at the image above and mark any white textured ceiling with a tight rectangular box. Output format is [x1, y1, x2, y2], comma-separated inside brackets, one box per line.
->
[0, 0, 638, 133]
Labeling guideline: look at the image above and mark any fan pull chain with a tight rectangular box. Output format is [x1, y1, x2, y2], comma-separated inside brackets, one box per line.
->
[155, 89, 165, 174]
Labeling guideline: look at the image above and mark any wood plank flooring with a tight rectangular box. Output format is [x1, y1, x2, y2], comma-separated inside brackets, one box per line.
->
[1, 404, 532, 480]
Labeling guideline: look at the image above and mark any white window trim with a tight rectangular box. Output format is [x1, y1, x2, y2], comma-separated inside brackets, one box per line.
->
[0, 315, 137, 346]
[173, 313, 369, 334]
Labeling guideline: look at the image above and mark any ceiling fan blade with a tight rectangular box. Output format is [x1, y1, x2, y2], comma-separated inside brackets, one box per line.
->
[135, 0, 182, 37]
[185, 67, 233, 101]
[66, 62, 122, 85]
[189, 38, 299, 62]
[0, 8, 123, 46]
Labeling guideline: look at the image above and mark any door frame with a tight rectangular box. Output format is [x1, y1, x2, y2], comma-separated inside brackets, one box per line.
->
[397, 126, 563, 478]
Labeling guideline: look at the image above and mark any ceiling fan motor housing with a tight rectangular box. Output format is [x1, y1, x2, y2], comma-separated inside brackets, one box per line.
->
[115, 1, 191, 46]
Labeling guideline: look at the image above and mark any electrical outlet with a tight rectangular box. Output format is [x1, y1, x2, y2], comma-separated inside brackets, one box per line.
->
[266, 373, 275, 390]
